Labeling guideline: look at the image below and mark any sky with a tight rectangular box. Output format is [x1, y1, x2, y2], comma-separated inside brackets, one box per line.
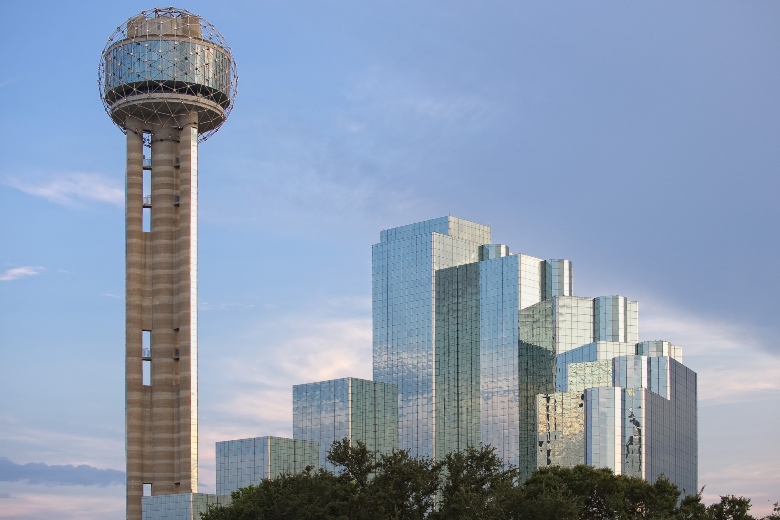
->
[1, 1, 779, 518]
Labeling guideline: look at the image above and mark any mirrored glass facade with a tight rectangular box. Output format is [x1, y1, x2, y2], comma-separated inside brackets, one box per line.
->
[293, 377, 398, 471]
[142, 493, 231, 520]
[435, 263, 481, 461]
[478, 252, 549, 467]
[373, 215, 695, 492]
[373, 217, 490, 458]
[538, 350, 697, 495]
[215, 436, 319, 495]
[103, 39, 232, 104]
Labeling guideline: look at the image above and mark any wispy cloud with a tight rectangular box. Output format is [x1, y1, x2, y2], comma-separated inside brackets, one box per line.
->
[0, 482, 123, 520]
[198, 298, 372, 486]
[209, 67, 499, 236]
[641, 300, 780, 404]
[0, 417, 124, 470]
[6, 173, 123, 207]
[347, 67, 495, 129]
[0, 458, 124, 487]
[0, 77, 22, 89]
[199, 301, 255, 311]
[0, 266, 44, 282]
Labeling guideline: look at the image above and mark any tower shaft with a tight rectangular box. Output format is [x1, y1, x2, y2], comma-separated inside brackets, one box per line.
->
[125, 117, 199, 520]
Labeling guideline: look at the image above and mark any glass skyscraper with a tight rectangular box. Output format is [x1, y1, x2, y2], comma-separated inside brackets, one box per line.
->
[372, 217, 491, 459]
[293, 377, 398, 471]
[215, 436, 319, 495]
[538, 343, 697, 494]
[373, 215, 696, 490]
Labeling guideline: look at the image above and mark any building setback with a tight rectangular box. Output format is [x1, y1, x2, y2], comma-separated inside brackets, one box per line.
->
[373, 216, 696, 490]
[538, 344, 697, 494]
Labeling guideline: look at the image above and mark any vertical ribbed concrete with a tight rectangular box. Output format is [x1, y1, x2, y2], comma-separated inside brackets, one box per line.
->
[125, 119, 144, 520]
[126, 116, 198, 520]
[150, 122, 177, 495]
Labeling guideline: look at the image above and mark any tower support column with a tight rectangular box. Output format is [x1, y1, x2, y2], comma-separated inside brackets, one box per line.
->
[125, 119, 145, 520]
[150, 122, 178, 495]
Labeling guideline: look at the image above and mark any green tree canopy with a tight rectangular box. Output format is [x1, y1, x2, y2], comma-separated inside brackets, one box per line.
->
[201, 441, 776, 520]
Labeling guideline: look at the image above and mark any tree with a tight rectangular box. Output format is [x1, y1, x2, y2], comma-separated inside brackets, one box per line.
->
[200, 467, 350, 520]
[432, 445, 516, 520]
[326, 439, 377, 519]
[369, 449, 440, 520]
[707, 495, 754, 520]
[201, 442, 773, 520]
[509, 466, 581, 520]
[677, 488, 708, 520]
[511, 465, 682, 520]
[327, 439, 376, 490]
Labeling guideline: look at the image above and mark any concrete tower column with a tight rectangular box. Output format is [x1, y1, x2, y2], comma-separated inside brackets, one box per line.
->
[149, 121, 178, 496]
[125, 118, 145, 520]
[100, 9, 236, 518]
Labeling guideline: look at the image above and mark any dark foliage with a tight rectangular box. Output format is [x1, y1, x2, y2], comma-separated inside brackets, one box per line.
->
[430, 445, 515, 520]
[201, 441, 777, 520]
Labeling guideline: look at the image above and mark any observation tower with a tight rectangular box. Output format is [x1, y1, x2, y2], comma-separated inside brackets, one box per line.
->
[99, 8, 237, 519]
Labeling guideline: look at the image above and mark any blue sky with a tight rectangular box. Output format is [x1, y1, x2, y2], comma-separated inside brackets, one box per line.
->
[1, 1, 779, 518]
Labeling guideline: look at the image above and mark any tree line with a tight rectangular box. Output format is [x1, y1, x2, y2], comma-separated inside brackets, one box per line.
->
[202, 440, 779, 520]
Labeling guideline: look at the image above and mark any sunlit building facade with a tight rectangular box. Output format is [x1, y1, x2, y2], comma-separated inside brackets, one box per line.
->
[537, 342, 697, 494]
[215, 437, 319, 495]
[373, 216, 697, 492]
[372, 217, 491, 459]
[293, 377, 398, 470]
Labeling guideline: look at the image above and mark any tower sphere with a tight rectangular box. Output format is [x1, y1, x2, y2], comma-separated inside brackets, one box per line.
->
[99, 7, 237, 142]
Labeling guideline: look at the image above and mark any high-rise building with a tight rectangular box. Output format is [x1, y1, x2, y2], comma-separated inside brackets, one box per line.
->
[372, 217, 491, 459]
[538, 344, 697, 494]
[99, 8, 237, 519]
[216, 437, 319, 495]
[375, 216, 697, 491]
[293, 378, 398, 470]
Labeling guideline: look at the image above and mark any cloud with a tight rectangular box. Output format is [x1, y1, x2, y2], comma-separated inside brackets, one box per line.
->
[640, 300, 780, 404]
[0, 458, 124, 487]
[199, 301, 255, 311]
[347, 67, 495, 129]
[197, 298, 373, 488]
[0, 482, 123, 520]
[0, 77, 21, 89]
[208, 67, 498, 236]
[6, 173, 123, 207]
[0, 266, 44, 282]
[0, 417, 124, 471]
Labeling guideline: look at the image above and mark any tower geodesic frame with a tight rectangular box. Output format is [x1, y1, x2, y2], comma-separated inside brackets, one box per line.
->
[99, 8, 237, 520]
[99, 6, 238, 143]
